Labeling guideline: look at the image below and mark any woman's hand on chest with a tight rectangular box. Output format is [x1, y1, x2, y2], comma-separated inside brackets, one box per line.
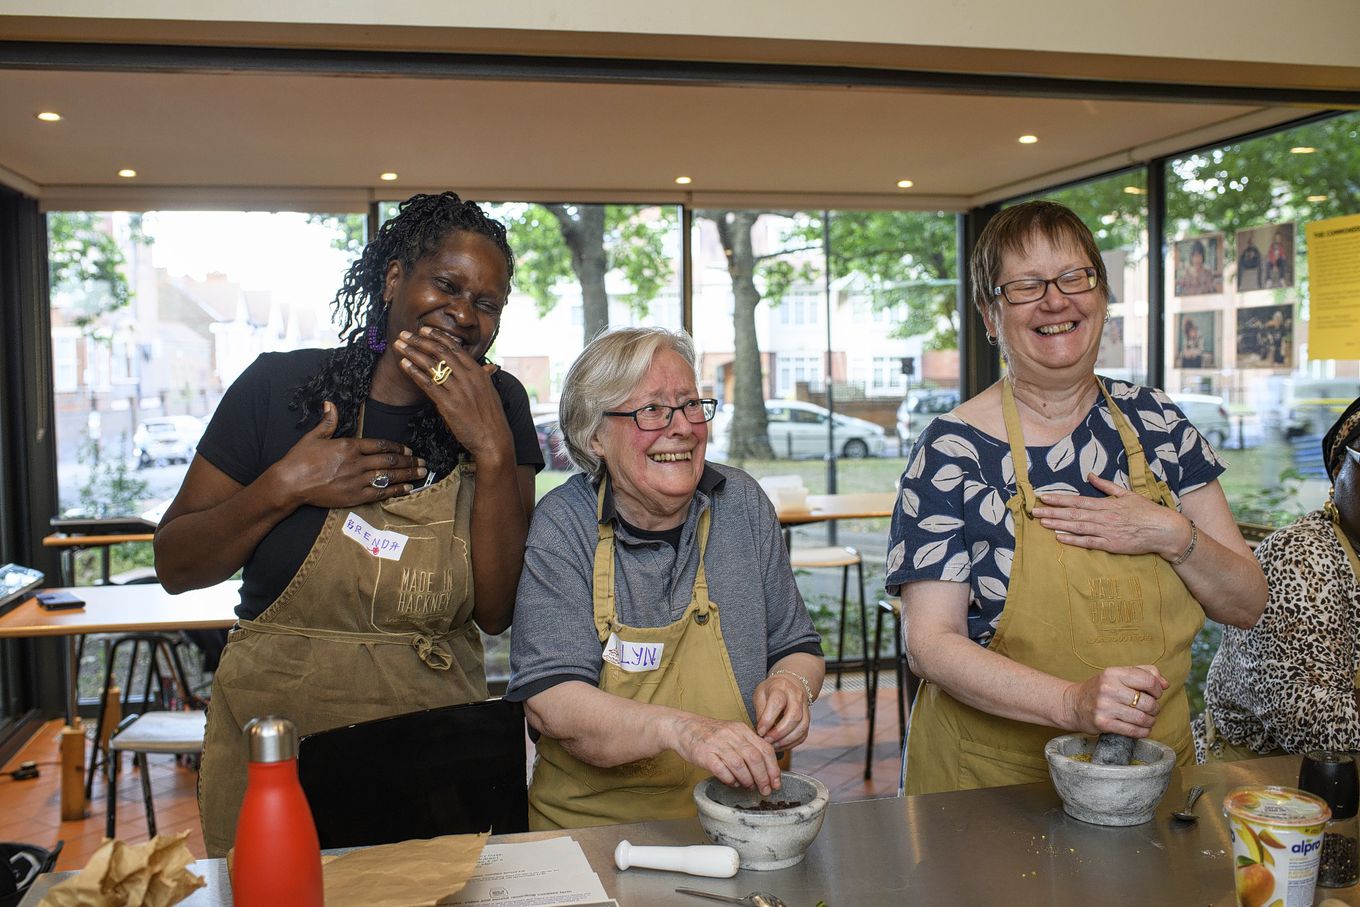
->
[271, 401, 427, 509]
[1031, 472, 1189, 559]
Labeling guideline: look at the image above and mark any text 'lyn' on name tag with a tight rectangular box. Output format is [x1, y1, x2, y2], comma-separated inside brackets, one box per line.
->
[341, 511, 409, 561]
[602, 632, 664, 673]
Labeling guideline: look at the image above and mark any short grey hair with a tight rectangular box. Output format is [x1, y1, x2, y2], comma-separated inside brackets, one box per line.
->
[559, 327, 699, 480]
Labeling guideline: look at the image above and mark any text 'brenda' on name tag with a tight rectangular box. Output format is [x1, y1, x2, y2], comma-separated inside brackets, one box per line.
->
[342, 511, 409, 561]
[602, 632, 664, 672]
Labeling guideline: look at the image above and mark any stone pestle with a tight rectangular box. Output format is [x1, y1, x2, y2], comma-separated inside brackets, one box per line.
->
[1090, 732, 1136, 765]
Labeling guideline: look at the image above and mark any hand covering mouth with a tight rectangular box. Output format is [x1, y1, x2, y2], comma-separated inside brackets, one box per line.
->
[648, 451, 693, 463]
[1036, 321, 1077, 335]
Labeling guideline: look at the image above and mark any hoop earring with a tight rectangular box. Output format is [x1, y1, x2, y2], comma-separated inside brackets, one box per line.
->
[367, 303, 389, 353]
[985, 333, 998, 347]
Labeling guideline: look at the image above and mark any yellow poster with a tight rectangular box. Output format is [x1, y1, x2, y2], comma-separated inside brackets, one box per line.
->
[1306, 213, 1360, 360]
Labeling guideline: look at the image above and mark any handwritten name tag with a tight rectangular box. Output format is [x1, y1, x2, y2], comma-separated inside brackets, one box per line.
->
[341, 512, 408, 561]
[602, 632, 664, 673]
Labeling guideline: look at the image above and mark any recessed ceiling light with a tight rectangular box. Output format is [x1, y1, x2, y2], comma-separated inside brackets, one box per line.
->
[1122, 186, 1147, 195]
[674, 176, 693, 185]
[379, 172, 398, 181]
[1307, 194, 1329, 202]
[36, 111, 62, 122]
[1290, 146, 1316, 154]
[117, 169, 137, 178]
[1018, 134, 1039, 145]
[896, 179, 914, 189]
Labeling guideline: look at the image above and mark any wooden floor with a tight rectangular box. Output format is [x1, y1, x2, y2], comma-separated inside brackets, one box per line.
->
[0, 681, 906, 872]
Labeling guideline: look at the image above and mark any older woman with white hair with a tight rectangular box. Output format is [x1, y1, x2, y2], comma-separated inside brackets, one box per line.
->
[507, 327, 824, 830]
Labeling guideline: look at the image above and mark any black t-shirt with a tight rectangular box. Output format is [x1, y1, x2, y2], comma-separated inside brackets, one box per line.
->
[195, 349, 544, 619]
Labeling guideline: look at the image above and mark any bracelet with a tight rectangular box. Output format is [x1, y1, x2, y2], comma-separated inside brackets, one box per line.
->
[771, 669, 815, 705]
[1171, 519, 1199, 566]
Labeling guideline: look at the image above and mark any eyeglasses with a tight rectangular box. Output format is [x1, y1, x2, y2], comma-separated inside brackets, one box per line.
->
[603, 398, 718, 431]
[992, 267, 1098, 305]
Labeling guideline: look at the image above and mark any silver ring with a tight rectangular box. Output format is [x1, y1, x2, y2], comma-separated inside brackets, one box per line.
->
[371, 473, 391, 489]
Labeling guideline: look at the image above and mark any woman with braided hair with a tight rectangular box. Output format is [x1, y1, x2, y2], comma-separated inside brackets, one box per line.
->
[155, 192, 543, 855]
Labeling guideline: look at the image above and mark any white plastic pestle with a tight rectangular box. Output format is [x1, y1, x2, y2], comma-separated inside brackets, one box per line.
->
[614, 840, 741, 878]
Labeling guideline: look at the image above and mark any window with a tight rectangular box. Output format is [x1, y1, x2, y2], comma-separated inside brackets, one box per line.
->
[1163, 111, 1360, 525]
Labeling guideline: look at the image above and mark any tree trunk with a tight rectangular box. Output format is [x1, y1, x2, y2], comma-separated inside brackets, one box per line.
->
[710, 211, 774, 460]
[546, 204, 610, 344]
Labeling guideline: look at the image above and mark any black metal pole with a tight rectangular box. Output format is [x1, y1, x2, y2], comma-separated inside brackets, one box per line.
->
[1147, 158, 1168, 391]
[823, 210, 837, 546]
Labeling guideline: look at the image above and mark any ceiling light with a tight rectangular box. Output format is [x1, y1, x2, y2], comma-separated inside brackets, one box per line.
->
[1290, 146, 1316, 154]
[896, 179, 914, 189]
[674, 176, 693, 185]
[36, 111, 62, 122]
[1122, 186, 1147, 195]
[117, 169, 137, 178]
[1018, 134, 1039, 145]
[379, 172, 398, 181]
[1307, 194, 1329, 202]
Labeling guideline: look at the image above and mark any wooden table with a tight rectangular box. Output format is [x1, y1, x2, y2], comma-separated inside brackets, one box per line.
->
[23, 754, 1356, 906]
[42, 531, 156, 585]
[777, 491, 897, 527]
[0, 581, 239, 819]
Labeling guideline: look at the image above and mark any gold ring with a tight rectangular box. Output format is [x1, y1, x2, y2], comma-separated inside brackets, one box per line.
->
[431, 359, 452, 385]
[1130, 691, 1142, 709]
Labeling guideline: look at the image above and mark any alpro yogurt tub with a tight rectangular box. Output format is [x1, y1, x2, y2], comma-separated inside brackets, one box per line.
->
[1225, 785, 1330, 907]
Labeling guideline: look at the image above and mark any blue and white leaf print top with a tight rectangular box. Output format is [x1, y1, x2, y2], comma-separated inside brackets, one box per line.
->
[885, 378, 1226, 647]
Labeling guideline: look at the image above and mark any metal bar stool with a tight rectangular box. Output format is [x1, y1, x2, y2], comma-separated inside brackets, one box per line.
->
[106, 709, 207, 838]
[865, 596, 920, 780]
[84, 632, 204, 801]
[787, 545, 869, 692]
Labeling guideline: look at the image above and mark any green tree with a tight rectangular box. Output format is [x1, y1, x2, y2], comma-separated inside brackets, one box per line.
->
[48, 212, 135, 331]
[502, 204, 674, 344]
[307, 213, 367, 256]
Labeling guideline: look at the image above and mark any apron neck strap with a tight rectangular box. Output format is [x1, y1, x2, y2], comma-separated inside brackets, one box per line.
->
[590, 475, 713, 640]
[1001, 379, 1036, 512]
[1093, 379, 1160, 498]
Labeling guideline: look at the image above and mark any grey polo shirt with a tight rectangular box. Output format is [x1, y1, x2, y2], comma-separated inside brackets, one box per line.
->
[506, 463, 823, 721]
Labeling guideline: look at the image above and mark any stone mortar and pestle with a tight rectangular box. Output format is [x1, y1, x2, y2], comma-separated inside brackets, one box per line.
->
[1045, 731, 1175, 826]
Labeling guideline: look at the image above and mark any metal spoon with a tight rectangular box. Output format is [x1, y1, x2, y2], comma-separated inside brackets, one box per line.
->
[1172, 785, 1206, 822]
[676, 887, 789, 907]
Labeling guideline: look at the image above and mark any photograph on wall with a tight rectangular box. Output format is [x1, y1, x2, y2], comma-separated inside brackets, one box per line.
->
[1235, 223, 1295, 291]
[1175, 310, 1219, 369]
[1173, 233, 1224, 297]
[1235, 304, 1294, 369]
[1097, 315, 1126, 369]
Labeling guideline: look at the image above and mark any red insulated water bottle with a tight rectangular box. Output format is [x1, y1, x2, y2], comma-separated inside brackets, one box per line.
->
[231, 716, 324, 906]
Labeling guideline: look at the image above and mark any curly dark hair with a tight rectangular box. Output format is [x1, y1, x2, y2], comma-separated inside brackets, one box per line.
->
[290, 191, 515, 477]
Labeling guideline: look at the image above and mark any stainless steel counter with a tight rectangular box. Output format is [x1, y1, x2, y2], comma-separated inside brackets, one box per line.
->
[22, 755, 1360, 906]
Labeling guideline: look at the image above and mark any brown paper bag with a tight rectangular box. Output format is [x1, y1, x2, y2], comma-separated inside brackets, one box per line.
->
[321, 832, 489, 907]
[39, 831, 206, 907]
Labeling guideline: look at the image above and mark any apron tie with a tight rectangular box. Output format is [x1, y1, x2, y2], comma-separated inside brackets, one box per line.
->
[413, 632, 455, 670]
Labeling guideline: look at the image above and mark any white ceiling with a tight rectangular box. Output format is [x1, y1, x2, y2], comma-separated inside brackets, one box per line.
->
[0, 65, 1315, 212]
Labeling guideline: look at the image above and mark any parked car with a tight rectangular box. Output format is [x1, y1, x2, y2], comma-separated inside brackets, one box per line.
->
[132, 416, 205, 468]
[895, 389, 960, 449]
[712, 400, 887, 459]
[534, 415, 573, 471]
[1168, 393, 1232, 449]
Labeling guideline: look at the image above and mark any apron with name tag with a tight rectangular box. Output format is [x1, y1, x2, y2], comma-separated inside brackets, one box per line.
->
[198, 458, 486, 856]
[527, 479, 751, 830]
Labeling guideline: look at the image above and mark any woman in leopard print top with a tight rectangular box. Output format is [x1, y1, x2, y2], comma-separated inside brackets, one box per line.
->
[1196, 396, 1360, 760]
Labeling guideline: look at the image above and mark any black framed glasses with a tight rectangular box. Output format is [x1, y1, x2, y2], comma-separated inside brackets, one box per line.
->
[992, 267, 1098, 305]
[603, 398, 718, 431]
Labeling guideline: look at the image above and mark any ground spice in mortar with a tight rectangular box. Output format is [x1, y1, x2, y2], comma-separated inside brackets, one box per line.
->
[1318, 832, 1358, 887]
[735, 799, 803, 811]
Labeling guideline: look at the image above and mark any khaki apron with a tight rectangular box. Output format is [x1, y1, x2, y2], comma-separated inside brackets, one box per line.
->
[904, 378, 1204, 794]
[1204, 514, 1360, 762]
[527, 480, 751, 830]
[199, 456, 487, 856]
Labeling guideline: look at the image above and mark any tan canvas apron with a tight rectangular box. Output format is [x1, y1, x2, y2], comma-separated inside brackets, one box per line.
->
[1205, 515, 1360, 762]
[904, 378, 1204, 794]
[527, 480, 751, 830]
[199, 456, 486, 856]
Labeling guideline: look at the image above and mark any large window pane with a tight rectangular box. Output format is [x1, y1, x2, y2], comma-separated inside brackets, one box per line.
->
[1164, 112, 1360, 527]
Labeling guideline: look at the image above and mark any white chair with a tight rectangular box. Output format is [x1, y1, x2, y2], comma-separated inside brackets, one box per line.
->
[788, 545, 868, 692]
[105, 709, 207, 838]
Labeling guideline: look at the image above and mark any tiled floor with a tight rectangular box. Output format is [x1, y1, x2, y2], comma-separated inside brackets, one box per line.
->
[0, 681, 906, 872]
